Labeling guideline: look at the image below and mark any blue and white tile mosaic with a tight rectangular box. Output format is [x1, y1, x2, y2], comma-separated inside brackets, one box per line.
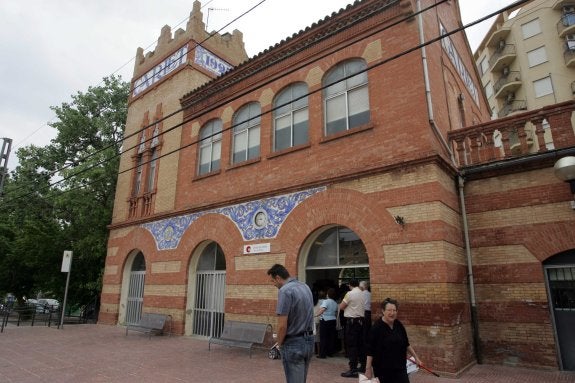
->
[142, 186, 326, 250]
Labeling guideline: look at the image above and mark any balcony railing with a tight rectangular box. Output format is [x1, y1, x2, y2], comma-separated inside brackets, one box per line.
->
[499, 100, 527, 117]
[448, 101, 575, 167]
[557, 13, 575, 37]
[564, 48, 575, 67]
[493, 71, 521, 96]
[488, 44, 516, 72]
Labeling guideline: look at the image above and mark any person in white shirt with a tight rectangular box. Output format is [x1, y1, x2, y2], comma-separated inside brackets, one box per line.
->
[339, 279, 366, 378]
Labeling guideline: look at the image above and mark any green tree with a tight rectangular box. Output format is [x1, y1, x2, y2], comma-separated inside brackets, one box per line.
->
[0, 75, 129, 308]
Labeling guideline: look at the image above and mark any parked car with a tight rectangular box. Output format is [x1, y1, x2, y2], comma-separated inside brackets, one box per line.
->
[38, 299, 59, 313]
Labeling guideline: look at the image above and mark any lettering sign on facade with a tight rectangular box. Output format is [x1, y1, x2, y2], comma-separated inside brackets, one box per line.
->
[132, 45, 189, 97]
[439, 23, 480, 105]
[194, 45, 233, 76]
[243, 243, 271, 254]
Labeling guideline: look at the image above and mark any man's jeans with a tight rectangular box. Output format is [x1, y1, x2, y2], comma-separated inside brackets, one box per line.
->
[281, 334, 315, 383]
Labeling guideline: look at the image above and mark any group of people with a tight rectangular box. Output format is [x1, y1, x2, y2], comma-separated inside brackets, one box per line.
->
[267, 264, 422, 383]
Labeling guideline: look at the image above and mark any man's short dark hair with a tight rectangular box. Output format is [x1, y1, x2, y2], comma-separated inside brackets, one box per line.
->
[267, 264, 290, 279]
[349, 279, 359, 287]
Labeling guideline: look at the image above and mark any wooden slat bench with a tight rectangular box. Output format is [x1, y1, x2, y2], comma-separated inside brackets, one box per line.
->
[125, 313, 170, 338]
[208, 320, 272, 357]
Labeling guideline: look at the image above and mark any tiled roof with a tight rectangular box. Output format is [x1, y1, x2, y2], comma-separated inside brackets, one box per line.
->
[181, 0, 401, 108]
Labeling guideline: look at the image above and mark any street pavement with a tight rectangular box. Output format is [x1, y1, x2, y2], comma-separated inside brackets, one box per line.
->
[0, 324, 574, 383]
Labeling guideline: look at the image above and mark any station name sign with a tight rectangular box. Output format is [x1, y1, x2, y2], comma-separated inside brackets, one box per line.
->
[243, 243, 271, 254]
[132, 45, 189, 97]
[194, 45, 232, 76]
[439, 23, 479, 105]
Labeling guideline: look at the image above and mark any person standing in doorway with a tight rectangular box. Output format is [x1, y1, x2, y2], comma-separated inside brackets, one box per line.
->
[360, 281, 372, 342]
[339, 279, 366, 378]
[364, 298, 422, 383]
[315, 287, 338, 358]
[268, 264, 315, 383]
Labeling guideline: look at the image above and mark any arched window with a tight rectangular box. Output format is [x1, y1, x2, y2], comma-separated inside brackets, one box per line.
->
[133, 155, 143, 197]
[307, 226, 368, 267]
[323, 59, 370, 135]
[232, 102, 261, 164]
[198, 119, 222, 175]
[273, 82, 309, 151]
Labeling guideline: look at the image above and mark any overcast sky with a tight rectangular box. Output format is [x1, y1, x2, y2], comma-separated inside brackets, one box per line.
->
[0, 0, 514, 170]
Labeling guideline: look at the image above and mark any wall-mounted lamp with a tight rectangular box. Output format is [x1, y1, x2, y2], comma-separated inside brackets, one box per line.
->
[553, 156, 575, 210]
[394, 215, 406, 226]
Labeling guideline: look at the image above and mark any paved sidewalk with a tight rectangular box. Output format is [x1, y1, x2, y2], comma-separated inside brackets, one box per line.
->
[0, 324, 574, 383]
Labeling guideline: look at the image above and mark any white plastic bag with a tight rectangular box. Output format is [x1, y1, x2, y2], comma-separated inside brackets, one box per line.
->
[358, 373, 380, 383]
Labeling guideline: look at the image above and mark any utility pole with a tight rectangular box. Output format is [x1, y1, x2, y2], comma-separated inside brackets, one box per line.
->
[0, 138, 12, 196]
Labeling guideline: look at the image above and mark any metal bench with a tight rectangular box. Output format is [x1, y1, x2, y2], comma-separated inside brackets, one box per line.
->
[208, 320, 272, 357]
[125, 313, 170, 338]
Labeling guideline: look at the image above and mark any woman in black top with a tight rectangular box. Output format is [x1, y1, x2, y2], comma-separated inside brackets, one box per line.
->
[364, 298, 422, 383]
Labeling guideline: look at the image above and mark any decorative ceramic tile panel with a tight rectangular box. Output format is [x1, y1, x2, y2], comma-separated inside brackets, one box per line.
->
[142, 187, 325, 250]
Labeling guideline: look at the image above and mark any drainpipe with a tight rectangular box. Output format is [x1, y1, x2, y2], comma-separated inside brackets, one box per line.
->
[416, 0, 482, 364]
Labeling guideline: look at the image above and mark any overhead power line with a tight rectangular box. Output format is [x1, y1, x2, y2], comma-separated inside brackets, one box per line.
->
[0, 0, 531, 210]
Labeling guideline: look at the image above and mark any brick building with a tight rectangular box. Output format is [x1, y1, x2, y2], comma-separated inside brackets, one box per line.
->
[100, 0, 575, 374]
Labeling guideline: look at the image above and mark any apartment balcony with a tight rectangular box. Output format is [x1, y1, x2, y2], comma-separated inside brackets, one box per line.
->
[557, 13, 575, 37]
[485, 25, 511, 49]
[499, 100, 527, 117]
[488, 44, 516, 72]
[553, 0, 572, 10]
[493, 71, 522, 98]
[448, 101, 575, 167]
[565, 48, 575, 67]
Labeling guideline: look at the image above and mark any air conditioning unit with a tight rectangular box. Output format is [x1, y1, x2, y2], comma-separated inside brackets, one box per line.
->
[498, 39, 506, 50]
[502, 66, 510, 76]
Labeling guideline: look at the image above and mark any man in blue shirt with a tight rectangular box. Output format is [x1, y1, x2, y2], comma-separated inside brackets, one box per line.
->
[268, 264, 315, 383]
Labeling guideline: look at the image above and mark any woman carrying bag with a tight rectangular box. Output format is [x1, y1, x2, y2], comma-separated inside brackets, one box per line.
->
[363, 298, 422, 383]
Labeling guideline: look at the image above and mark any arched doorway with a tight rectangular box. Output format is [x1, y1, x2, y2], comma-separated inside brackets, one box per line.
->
[303, 225, 369, 299]
[544, 250, 575, 371]
[188, 242, 226, 338]
[125, 251, 146, 325]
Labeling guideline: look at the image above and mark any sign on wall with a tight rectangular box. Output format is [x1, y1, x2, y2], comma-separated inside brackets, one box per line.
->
[132, 44, 189, 97]
[243, 243, 271, 254]
[194, 45, 233, 76]
[439, 23, 480, 106]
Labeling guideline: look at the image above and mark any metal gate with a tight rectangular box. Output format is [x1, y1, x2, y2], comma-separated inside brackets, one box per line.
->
[126, 270, 146, 325]
[192, 271, 226, 337]
[546, 266, 575, 371]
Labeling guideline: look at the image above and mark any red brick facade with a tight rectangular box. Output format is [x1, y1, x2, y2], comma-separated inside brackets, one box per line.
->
[101, 0, 575, 375]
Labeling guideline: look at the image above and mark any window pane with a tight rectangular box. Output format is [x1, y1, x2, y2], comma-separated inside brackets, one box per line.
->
[292, 83, 308, 109]
[293, 108, 309, 146]
[527, 46, 547, 67]
[348, 86, 370, 128]
[147, 149, 157, 191]
[480, 57, 489, 75]
[233, 131, 247, 163]
[521, 18, 541, 39]
[212, 141, 221, 171]
[324, 66, 346, 96]
[307, 229, 338, 267]
[338, 227, 368, 265]
[326, 94, 347, 135]
[534, 76, 553, 97]
[247, 125, 260, 159]
[199, 147, 211, 174]
[275, 91, 291, 116]
[484, 82, 493, 99]
[275, 115, 291, 151]
[346, 60, 368, 89]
